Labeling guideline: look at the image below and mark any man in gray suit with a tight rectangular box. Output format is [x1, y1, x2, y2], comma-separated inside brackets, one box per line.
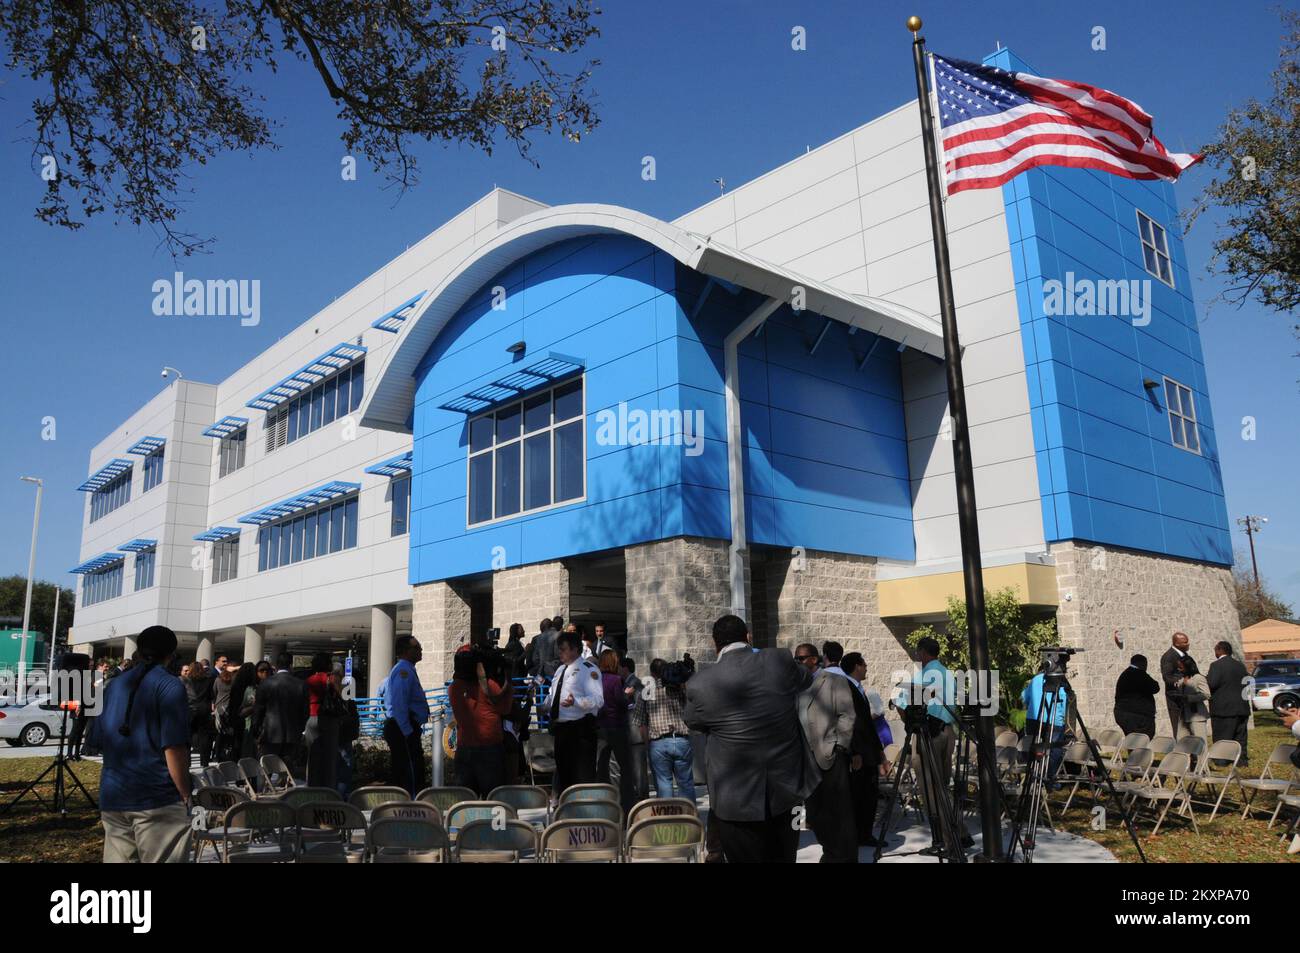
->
[799, 655, 859, 863]
[526, 617, 560, 679]
[684, 615, 816, 863]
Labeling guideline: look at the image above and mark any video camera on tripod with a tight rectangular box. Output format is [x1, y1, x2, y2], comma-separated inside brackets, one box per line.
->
[1037, 645, 1083, 675]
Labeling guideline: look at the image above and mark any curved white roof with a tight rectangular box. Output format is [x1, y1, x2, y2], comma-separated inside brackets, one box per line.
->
[359, 202, 943, 432]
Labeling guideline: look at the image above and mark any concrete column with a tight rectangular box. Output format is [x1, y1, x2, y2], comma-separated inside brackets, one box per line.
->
[369, 604, 397, 696]
[492, 561, 569, 634]
[625, 536, 734, 665]
[411, 580, 473, 689]
[122, 635, 138, 660]
[243, 624, 265, 665]
[196, 635, 214, 664]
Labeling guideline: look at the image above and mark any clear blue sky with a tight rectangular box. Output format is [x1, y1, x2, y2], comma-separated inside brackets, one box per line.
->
[1, 0, 1296, 612]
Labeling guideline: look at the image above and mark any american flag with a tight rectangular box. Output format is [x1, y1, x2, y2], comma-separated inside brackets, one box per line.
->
[932, 54, 1201, 194]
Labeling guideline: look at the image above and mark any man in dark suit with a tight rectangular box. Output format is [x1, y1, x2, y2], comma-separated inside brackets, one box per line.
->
[1113, 654, 1160, 737]
[684, 614, 815, 863]
[840, 652, 885, 847]
[254, 652, 309, 779]
[1207, 641, 1251, 764]
[1159, 632, 1195, 739]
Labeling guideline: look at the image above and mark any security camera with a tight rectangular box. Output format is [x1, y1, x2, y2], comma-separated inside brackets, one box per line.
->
[161, 368, 170, 379]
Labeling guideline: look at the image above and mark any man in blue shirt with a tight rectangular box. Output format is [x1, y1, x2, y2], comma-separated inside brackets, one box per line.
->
[92, 625, 191, 863]
[1021, 664, 1069, 784]
[383, 636, 430, 796]
[894, 637, 958, 813]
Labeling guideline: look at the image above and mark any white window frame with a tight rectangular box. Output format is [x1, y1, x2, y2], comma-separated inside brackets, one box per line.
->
[1163, 376, 1200, 455]
[465, 375, 586, 528]
[1136, 210, 1175, 288]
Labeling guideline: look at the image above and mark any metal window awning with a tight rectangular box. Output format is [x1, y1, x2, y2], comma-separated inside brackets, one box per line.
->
[194, 526, 241, 543]
[126, 436, 166, 455]
[76, 459, 132, 492]
[364, 452, 413, 478]
[237, 480, 361, 525]
[70, 552, 126, 574]
[201, 416, 249, 439]
[118, 538, 157, 553]
[245, 342, 368, 412]
[437, 352, 584, 414]
[371, 292, 426, 333]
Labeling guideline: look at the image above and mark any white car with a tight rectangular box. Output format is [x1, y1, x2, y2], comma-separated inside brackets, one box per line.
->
[0, 695, 67, 747]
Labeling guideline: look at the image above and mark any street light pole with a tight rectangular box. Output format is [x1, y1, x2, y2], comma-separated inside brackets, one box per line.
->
[18, 476, 43, 704]
[48, 585, 61, 685]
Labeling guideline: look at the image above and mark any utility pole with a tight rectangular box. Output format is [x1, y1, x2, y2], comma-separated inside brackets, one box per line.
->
[1237, 515, 1268, 590]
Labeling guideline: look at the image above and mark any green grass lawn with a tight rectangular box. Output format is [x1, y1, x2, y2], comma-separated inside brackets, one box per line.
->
[1049, 711, 1300, 863]
[0, 756, 104, 863]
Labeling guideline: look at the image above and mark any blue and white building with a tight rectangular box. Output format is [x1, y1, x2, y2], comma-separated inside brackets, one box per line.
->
[69, 49, 1240, 723]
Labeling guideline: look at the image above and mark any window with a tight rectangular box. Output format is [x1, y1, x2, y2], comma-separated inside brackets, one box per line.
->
[142, 447, 165, 492]
[257, 495, 359, 571]
[89, 468, 132, 522]
[82, 560, 124, 606]
[212, 536, 240, 584]
[1163, 376, 1200, 453]
[1136, 210, 1174, 287]
[134, 548, 156, 591]
[264, 360, 365, 453]
[467, 376, 584, 526]
[391, 475, 411, 536]
[219, 428, 247, 477]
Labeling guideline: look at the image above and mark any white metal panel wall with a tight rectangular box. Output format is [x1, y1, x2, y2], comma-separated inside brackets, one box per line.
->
[74, 190, 547, 644]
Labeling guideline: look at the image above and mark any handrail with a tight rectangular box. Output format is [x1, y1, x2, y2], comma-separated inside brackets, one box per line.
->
[354, 675, 554, 738]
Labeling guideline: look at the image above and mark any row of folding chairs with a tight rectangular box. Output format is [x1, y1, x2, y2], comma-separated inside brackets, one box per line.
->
[191, 785, 703, 862]
[196, 755, 298, 798]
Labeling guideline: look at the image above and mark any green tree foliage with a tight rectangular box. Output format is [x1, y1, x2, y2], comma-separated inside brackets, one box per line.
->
[0, 576, 76, 645]
[906, 587, 1057, 720]
[0, 0, 601, 255]
[1233, 563, 1295, 629]
[1189, 10, 1300, 325]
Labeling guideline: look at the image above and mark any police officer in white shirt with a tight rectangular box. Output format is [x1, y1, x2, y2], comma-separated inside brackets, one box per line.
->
[548, 629, 604, 795]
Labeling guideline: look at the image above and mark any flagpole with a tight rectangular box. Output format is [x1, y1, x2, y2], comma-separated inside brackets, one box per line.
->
[906, 15, 1004, 862]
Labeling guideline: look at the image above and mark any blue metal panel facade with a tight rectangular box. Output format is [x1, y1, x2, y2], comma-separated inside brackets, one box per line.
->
[408, 234, 914, 584]
[989, 48, 1232, 565]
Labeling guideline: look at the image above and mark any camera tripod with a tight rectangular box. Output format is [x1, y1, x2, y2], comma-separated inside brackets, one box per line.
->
[1005, 657, 1146, 863]
[875, 703, 973, 862]
[0, 704, 97, 817]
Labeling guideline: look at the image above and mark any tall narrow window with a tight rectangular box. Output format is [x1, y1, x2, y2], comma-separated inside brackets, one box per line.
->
[1136, 210, 1174, 288]
[134, 548, 156, 591]
[391, 475, 410, 536]
[1163, 376, 1200, 454]
[142, 447, 165, 492]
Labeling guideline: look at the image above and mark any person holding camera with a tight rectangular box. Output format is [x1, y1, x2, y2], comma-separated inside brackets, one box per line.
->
[894, 636, 957, 815]
[449, 644, 514, 797]
[548, 630, 604, 795]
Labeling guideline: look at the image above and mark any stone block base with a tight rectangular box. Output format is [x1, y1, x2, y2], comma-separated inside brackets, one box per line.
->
[1051, 540, 1239, 731]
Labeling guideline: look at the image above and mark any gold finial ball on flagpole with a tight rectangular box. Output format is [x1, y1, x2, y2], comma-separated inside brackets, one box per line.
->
[906, 15, 923, 33]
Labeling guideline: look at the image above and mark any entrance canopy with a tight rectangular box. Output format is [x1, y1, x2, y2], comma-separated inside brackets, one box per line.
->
[359, 203, 944, 433]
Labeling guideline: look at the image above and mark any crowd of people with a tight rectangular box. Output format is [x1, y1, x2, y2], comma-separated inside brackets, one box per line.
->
[83, 617, 1274, 864]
